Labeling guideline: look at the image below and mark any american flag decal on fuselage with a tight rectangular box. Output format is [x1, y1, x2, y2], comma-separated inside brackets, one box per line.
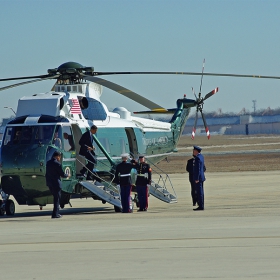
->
[70, 98, 82, 114]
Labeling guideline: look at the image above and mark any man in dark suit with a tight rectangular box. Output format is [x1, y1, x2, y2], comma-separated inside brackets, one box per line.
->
[192, 145, 206, 211]
[46, 151, 70, 218]
[79, 125, 98, 180]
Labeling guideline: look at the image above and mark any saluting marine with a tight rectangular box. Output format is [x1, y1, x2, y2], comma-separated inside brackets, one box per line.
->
[114, 153, 136, 213]
[135, 155, 152, 211]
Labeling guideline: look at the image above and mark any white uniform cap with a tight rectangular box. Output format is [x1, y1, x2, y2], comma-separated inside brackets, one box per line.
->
[121, 153, 129, 158]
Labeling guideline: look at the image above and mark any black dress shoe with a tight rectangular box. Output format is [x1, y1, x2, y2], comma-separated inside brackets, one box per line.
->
[193, 207, 204, 211]
[52, 214, 62, 218]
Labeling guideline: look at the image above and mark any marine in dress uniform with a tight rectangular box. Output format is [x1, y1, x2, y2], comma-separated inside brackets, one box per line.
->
[114, 154, 135, 213]
[79, 125, 97, 180]
[192, 145, 206, 211]
[135, 155, 152, 211]
[45, 151, 70, 218]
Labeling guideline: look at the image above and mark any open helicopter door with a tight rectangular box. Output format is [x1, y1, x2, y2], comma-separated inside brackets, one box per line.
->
[70, 124, 85, 174]
[59, 124, 78, 193]
[125, 128, 138, 158]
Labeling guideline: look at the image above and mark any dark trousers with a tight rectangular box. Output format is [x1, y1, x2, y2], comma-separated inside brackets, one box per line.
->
[136, 185, 148, 210]
[50, 188, 61, 218]
[81, 153, 95, 180]
[195, 181, 204, 209]
[190, 181, 197, 206]
[120, 185, 132, 213]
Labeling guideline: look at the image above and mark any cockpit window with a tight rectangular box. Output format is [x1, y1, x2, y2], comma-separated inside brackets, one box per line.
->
[3, 125, 56, 146]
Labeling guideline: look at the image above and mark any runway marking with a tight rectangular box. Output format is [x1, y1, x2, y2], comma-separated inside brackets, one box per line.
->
[1, 235, 280, 246]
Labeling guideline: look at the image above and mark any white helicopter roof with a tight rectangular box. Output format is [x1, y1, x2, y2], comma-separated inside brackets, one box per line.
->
[16, 92, 64, 118]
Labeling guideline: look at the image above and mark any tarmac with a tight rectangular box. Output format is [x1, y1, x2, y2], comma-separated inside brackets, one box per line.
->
[1, 171, 280, 280]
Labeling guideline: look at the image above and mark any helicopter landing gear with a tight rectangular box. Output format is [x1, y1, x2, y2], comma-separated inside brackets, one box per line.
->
[114, 205, 122, 212]
[5, 199, 15, 216]
[0, 190, 15, 216]
[0, 200, 5, 216]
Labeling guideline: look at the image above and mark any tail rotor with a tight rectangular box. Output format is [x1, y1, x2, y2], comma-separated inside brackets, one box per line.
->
[191, 59, 219, 139]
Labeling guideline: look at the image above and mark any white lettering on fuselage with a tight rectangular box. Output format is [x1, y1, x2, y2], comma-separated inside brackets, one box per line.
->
[142, 136, 168, 146]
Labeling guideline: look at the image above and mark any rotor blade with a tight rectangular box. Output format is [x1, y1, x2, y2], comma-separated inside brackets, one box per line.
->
[84, 76, 164, 110]
[191, 110, 199, 140]
[192, 87, 198, 99]
[198, 59, 205, 98]
[199, 109, 210, 139]
[92, 71, 280, 80]
[133, 108, 176, 114]
[203, 87, 219, 101]
[0, 74, 52, 82]
[0, 76, 59, 92]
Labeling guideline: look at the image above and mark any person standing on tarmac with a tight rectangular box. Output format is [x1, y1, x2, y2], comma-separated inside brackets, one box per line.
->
[192, 145, 206, 211]
[114, 153, 135, 213]
[79, 125, 98, 180]
[186, 155, 206, 207]
[186, 156, 197, 206]
[135, 155, 152, 212]
[46, 151, 70, 219]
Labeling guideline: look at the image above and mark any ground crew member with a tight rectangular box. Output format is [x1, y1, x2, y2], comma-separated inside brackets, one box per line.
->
[79, 125, 98, 180]
[114, 153, 135, 213]
[192, 145, 206, 211]
[186, 155, 206, 207]
[186, 156, 196, 206]
[135, 155, 152, 211]
[46, 151, 70, 218]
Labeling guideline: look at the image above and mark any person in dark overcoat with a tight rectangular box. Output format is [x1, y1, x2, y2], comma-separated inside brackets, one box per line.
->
[186, 157, 196, 206]
[186, 156, 206, 207]
[135, 155, 152, 211]
[79, 125, 98, 180]
[192, 145, 206, 211]
[46, 151, 70, 218]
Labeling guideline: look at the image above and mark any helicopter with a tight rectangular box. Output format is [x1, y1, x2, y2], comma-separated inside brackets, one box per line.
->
[0, 61, 223, 216]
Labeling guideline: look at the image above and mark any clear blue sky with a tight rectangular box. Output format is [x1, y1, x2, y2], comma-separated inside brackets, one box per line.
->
[1, 0, 280, 120]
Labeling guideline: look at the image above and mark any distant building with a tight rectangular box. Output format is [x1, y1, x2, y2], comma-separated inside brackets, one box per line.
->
[184, 114, 280, 135]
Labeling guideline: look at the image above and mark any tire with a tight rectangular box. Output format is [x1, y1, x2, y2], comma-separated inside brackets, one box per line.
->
[114, 205, 122, 212]
[0, 200, 5, 216]
[5, 199, 15, 216]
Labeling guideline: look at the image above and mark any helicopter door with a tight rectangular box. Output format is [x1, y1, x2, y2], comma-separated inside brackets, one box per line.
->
[70, 124, 84, 175]
[60, 125, 76, 193]
[125, 128, 138, 157]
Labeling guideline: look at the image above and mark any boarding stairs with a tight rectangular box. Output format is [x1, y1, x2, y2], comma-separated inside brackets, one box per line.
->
[146, 159, 177, 204]
[76, 157, 122, 210]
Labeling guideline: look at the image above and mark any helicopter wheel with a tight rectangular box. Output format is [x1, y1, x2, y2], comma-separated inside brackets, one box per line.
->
[114, 205, 122, 212]
[0, 200, 5, 216]
[5, 199, 15, 216]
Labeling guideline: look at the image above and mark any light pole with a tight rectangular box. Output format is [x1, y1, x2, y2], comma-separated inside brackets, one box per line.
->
[4, 106, 16, 115]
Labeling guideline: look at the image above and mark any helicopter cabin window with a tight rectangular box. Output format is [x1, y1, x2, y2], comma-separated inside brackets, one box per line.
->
[62, 126, 75, 152]
[119, 138, 126, 154]
[96, 137, 110, 156]
[82, 99, 107, 120]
